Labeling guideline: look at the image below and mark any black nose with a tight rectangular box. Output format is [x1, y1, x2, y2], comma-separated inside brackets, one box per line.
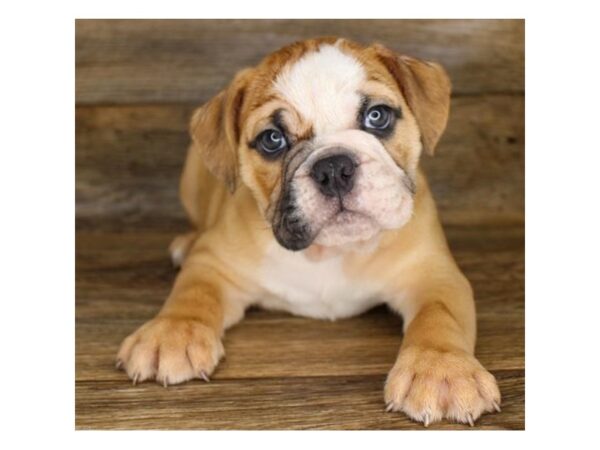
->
[310, 154, 356, 197]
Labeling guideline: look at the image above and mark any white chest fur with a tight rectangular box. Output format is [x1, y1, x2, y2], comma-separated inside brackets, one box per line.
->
[257, 243, 381, 320]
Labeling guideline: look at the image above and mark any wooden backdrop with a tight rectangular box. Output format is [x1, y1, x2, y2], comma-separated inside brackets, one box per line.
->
[75, 19, 525, 430]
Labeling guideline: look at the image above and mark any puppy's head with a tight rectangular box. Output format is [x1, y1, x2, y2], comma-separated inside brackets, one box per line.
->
[191, 38, 451, 251]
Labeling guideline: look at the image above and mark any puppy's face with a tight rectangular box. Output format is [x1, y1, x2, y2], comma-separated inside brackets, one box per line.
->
[191, 38, 451, 251]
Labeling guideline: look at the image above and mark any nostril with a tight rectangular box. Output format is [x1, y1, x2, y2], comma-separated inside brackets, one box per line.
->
[316, 170, 330, 185]
[341, 161, 355, 177]
[340, 165, 354, 181]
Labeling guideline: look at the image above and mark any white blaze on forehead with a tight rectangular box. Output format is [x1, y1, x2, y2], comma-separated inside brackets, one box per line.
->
[273, 44, 366, 135]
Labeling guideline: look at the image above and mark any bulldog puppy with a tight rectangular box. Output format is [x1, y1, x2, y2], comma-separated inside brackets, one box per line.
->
[116, 37, 501, 427]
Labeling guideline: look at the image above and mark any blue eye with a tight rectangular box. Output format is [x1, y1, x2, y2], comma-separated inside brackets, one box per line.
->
[257, 129, 288, 154]
[363, 105, 393, 130]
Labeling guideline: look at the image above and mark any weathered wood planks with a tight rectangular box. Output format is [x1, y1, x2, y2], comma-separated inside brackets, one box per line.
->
[76, 19, 524, 104]
[75, 371, 524, 430]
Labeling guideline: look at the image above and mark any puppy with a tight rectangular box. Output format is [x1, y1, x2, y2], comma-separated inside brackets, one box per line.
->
[116, 37, 501, 427]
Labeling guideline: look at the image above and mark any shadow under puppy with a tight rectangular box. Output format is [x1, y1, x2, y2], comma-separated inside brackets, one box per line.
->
[116, 37, 501, 427]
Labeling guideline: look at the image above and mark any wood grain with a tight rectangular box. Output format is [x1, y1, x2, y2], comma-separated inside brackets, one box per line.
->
[75, 19, 524, 104]
[76, 95, 524, 227]
[75, 372, 524, 430]
[75, 225, 524, 429]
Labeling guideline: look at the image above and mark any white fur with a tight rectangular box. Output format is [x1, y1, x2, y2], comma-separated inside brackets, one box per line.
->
[257, 242, 382, 320]
[273, 44, 366, 135]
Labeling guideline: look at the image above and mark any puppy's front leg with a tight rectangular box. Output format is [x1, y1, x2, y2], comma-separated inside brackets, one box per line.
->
[116, 260, 245, 386]
[384, 272, 501, 426]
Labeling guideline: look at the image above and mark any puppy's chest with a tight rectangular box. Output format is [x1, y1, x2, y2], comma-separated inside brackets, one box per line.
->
[257, 244, 381, 320]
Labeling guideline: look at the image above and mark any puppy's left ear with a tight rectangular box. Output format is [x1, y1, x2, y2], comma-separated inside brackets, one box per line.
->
[190, 68, 254, 192]
[374, 45, 452, 155]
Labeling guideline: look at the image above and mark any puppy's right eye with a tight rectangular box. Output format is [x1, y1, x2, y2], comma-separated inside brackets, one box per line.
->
[257, 129, 288, 155]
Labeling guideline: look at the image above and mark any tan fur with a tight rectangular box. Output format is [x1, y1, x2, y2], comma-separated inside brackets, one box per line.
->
[116, 37, 500, 427]
[373, 44, 452, 155]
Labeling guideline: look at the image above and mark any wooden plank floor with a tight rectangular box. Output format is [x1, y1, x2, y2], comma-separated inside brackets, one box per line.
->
[75, 19, 524, 429]
[75, 222, 524, 429]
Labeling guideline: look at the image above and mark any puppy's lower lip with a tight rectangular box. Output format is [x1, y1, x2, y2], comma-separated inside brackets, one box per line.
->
[328, 209, 368, 225]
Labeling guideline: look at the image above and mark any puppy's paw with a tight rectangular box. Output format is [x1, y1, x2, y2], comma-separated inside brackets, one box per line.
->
[384, 346, 501, 427]
[116, 317, 224, 386]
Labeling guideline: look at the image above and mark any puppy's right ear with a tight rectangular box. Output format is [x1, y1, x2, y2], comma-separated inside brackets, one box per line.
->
[190, 68, 254, 193]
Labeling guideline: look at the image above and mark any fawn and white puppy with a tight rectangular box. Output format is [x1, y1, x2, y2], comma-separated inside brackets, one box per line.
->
[116, 37, 501, 427]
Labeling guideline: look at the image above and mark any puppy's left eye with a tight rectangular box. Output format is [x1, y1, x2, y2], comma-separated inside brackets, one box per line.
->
[257, 129, 288, 155]
[363, 105, 394, 130]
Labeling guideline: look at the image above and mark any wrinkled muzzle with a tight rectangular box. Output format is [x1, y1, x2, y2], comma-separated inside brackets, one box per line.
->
[273, 130, 415, 251]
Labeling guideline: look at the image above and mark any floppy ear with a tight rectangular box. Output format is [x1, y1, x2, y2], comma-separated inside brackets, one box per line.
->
[374, 45, 451, 155]
[190, 68, 253, 192]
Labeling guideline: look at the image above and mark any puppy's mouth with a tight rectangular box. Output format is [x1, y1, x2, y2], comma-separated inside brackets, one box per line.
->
[312, 202, 381, 248]
[322, 207, 373, 228]
[273, 195, 377, 252]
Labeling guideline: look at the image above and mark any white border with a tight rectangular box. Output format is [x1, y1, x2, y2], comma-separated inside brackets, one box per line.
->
[3, 0, 600, 447]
